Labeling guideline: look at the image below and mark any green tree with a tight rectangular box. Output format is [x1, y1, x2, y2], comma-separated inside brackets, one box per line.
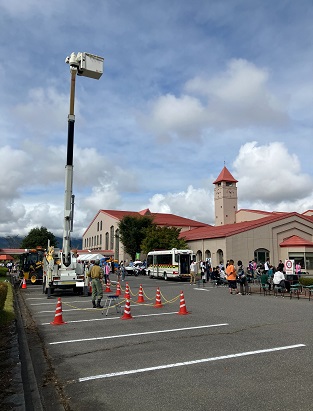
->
[141, 226, 188, 254]
[118, 216, 154, 260]
[20, 226, 58, 249]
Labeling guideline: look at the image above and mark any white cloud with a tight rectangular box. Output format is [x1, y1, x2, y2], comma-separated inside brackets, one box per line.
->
[140, 59, 288, 140]
[142, 141, 313, 226]
[147, 186, 213, 224]
[0, 146, 30, 200]
[233, 141, 313, 204]
[13, 87, 71, 138]
[140, 94, 207, 140]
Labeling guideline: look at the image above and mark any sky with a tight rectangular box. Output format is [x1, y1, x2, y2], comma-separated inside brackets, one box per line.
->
[0, 0, 312, 239]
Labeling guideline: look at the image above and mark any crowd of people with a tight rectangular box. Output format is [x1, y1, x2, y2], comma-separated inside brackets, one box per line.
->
[189, 258, 302, 295]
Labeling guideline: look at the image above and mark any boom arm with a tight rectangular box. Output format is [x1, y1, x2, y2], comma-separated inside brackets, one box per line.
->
[62, 67, 77, 267]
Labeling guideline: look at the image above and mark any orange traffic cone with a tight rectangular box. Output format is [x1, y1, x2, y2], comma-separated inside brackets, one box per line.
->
[116, 281, 121, 296]
[51, 298, 67, 325]
[121, 299, 133, 320]
[137, 284, 145, 303]
[177, 291, 189, 315]
[21, 278, 27, 289]
[154, 287, 163, 308]
[104, 279, 112, 293]
[124, 282, 131, 299]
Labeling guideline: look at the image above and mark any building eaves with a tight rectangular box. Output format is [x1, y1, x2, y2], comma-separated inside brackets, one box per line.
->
[180, 212, 309, 241]
[280, 235, 313, 247]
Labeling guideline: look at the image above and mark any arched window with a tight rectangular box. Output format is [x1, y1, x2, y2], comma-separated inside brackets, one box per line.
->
[216, 249, 224, 266]
[205, 250, 211, 260]
[110, 226, 114, 250]
[115, 229, 120, 259]
[196, 250, 202, 261]
[105, 232, 109, 250]
[254, 249, 270, 265]
[97, 222, 99, 231]
[100, 220, 102, 231]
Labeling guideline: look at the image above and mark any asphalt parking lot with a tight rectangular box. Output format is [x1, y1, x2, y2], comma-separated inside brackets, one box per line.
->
[18, 277, 313, 411]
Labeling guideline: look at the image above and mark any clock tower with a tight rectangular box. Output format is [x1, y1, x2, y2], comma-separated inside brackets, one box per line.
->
[213, 166, 238, 225]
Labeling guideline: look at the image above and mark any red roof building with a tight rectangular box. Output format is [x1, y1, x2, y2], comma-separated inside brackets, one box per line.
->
[83, 166, 313, 273]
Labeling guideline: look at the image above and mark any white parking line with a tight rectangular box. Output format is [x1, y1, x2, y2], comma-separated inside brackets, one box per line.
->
[194, 288, 211, 291]
[50, 323, 229, 345]
[41, 311, 179, 325]
[78, 344, 305, 382]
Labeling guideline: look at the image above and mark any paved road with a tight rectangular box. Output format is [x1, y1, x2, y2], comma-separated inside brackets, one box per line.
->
[18, 277, 313, 411]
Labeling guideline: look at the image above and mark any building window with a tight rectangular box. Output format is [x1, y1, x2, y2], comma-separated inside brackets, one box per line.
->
[100, 234, 102, 247]
[97, 222, 99, 231]
[217, 249, 223, 265]
[105, 232, 109, 250]
[289, 252, 313, 272]
[100, 221, 102, 231]
[115, 229, 119, 259]
[254, 249, 269, 265]
[110, 226, 114, 250]
[205, 250, 211, 260]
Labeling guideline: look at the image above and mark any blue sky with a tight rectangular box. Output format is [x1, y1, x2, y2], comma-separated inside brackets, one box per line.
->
[0, 0, 312, 238]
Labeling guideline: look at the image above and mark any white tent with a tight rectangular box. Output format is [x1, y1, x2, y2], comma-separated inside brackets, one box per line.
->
[77, 253, 105, 262]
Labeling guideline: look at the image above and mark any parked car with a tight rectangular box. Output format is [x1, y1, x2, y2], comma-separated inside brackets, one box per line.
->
[125, 261, 146, 276]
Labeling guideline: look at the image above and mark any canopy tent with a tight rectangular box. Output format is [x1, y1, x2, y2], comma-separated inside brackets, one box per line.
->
[0, 255, 14, 260]
[76, 253, 105, 262]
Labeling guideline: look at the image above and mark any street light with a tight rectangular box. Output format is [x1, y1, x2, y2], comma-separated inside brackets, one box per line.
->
[62, 52, 104, 268]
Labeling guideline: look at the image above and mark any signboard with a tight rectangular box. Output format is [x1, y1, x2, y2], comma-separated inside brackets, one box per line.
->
[284, 259, 294, 275]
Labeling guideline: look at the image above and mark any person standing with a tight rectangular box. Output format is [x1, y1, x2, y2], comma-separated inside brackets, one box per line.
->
[295, 262, 301, 276]
[104, 262, 110, 284]
[225, 259, 238, 294]
[120, 261, 126, 281]
[190, 260, 198, 285]
[87, 259, 104, 308]
[237, 260, 249, 295]
[200, 260, 206, 283]
[277, 260, 284, 272]
[264, 258, 270, 273]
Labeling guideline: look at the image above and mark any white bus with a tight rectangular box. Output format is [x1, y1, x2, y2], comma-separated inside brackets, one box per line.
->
[146, 248, 194, 281]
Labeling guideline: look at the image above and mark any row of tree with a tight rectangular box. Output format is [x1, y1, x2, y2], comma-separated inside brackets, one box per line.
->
[118, 216, 187, 260]
[5, 216, 188, 260]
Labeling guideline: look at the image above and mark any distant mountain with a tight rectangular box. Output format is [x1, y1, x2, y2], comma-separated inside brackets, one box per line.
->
[0, 236, 82, 250]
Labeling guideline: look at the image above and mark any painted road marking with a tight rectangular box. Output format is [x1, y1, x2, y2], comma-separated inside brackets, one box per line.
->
[41, 311, 180, 325]
[50, 323, 229, 345]
[78, 344, 305, 382]
[194, 288, 211, 291]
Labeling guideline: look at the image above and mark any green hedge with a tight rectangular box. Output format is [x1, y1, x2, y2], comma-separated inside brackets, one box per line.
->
[0, 266, 8, 277]
[0, 282, 8, 310]
[299, 277, 313, 286]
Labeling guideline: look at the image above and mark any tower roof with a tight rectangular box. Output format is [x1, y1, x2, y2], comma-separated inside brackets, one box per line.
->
[213, 166, 238, 184]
